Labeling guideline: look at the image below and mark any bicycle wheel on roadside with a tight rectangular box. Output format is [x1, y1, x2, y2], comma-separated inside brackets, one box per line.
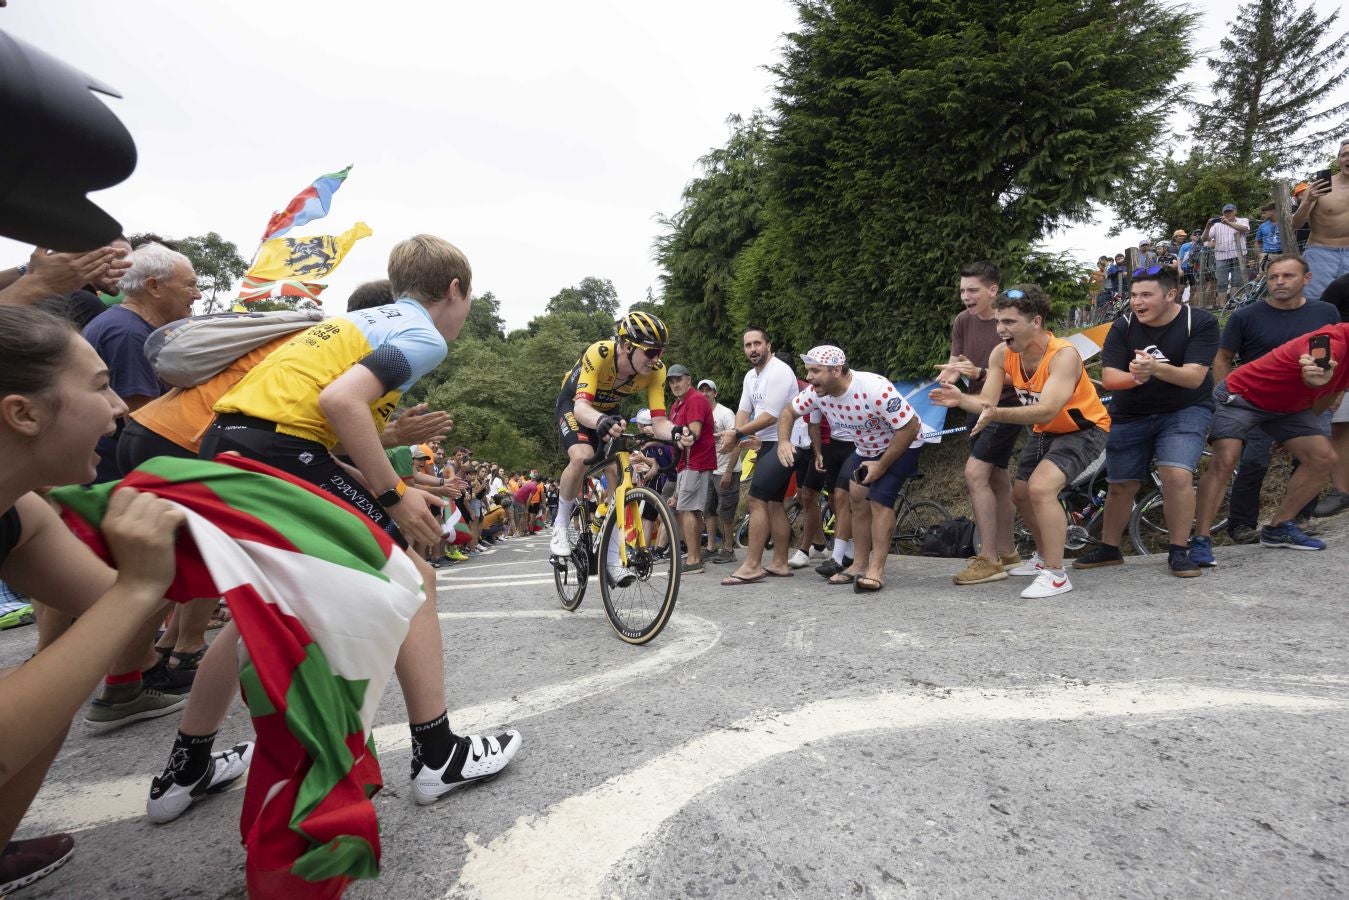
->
[891, 500, 950, 555]
[598, 486, 681, 644]
[553, 505, 590, 611]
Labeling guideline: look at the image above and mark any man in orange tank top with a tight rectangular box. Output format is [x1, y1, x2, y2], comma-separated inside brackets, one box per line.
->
[931, 285, 1110, 599]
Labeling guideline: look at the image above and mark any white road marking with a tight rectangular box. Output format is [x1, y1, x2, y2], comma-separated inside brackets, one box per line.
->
[449, 682, 1348, 900]
[437, 578, 558, 591]
[21, 611, 720, 833]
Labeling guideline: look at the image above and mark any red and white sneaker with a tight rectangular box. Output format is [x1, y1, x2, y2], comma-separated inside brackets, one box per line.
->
[1021, 569, 1072, 599]
[1007, 552, 1045, 577]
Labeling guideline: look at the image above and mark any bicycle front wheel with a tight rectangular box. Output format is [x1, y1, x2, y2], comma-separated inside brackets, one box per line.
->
[599, 486, 680, 644]
[553, 505, 590, 611]
[891, 500, 950, 555]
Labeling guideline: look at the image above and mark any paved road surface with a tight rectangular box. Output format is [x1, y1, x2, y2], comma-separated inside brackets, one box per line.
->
[6, 516, 1348, 899]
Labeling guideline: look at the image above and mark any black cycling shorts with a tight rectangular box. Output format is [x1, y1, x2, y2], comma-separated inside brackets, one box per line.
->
[556, 393, 601, 453]
[203, 414, 406, 548]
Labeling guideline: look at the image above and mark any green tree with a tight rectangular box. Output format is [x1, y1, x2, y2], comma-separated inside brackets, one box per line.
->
[1192, 0, 1349, 173]
[659, 0, 1195, 379]
[176, 232, 249, 312]
[1107, 148, 1274, 237]
[462, 290, 506, 342]
[546, 276, 620, 318]
[655, 113, 770, 397]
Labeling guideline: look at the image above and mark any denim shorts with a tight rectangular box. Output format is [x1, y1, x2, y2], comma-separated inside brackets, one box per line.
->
[837, 446, 922, 508]
[1303, 245, 1349, 303]
[1209, 381, 1332, 443]
[1214, 257, 1247, 293]
[1105, 406, 1214, 483]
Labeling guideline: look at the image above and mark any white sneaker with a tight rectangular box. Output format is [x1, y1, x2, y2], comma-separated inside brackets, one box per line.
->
[787, 549, 811, 568]
[607, 565, 637, 587]
[412, 731, 521, 805]
[1020, 569, 1072, 599]
[147, 742, 254, 824]
[808, 545, 830, 559]
[549, 523, 572, 557]
[1007, 552, 1045, 576]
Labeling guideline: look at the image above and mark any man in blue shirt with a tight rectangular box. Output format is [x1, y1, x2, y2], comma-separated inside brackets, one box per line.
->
[1253, 202, 1283, 265]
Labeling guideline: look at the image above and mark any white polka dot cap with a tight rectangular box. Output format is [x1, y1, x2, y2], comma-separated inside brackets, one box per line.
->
[801, 345, 847, 367]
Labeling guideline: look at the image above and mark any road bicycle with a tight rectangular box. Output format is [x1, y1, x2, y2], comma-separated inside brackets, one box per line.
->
[1128, 450, 1234, 556]
[1221, 273, 1266, 313]
[550, 431, 681, 645]
[887, 473, 951, 555]
[1011, 450, 1110, 558]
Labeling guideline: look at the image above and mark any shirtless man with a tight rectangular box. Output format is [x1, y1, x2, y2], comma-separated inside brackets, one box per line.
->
[1292, 140, 1349, 519]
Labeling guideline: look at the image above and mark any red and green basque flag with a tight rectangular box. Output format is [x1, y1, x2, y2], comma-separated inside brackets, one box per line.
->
[53, 455, 423, 900]
[261, 165, 353, 242]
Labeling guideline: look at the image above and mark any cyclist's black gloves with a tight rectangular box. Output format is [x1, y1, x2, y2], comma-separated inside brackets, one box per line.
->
[596, 414, 623, 439]
[670, 425, 688, 443]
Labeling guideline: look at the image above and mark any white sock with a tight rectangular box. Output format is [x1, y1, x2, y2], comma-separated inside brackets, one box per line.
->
[554, 498, 575, 526]
[607, 535, 624, 567]
[832, 540, 847, 564]
[843, 539, 855, 560]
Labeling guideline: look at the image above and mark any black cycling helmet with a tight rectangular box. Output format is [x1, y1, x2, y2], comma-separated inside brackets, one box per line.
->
[616, 311, 669, 349]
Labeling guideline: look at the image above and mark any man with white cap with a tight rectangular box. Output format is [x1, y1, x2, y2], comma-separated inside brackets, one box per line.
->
[776, 345, 922, 593]
[697, 378, 742, 563]
[1203, 203, 1250, 310]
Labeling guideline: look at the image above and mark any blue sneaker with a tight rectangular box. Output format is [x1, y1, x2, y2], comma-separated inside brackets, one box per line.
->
[1188, 535, 1216, 567]
[1260, 521, 1326, 551]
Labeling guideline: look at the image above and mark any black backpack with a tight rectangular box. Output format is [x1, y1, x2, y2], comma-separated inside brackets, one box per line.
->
[919, 517, 977, 558]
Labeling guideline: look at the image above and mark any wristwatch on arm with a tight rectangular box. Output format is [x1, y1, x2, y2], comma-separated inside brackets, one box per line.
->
[376, 479, 408, 508]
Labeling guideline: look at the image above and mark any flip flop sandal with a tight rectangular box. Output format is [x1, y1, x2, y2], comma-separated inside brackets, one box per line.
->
[720, 572, 767, 586]
[168, 646, 207, 671]
[854, 576, 884, 593]
[764, 569, 795, 577]
[827, 573, 856, 585]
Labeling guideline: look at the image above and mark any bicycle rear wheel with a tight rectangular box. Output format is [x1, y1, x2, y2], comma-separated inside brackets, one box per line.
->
[891, 500, 949, 555]
[599, 486, 680, 644]
[553, 505, 590, 611]
[1129, 486, 1229, 555]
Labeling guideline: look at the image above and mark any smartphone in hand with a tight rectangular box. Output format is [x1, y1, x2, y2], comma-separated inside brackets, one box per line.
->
[1309, 333, 1332, 370]
[1312, 168, 1333, 188]
[852, 463, 870, 483]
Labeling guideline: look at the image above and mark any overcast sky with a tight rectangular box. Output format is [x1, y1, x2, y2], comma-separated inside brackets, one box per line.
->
[2, 1, 1344, 327]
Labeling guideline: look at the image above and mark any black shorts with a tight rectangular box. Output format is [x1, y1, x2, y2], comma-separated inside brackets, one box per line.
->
[203, 414, 406, 548]
[556, 393, 601, 454]
[968, 420, 1022, 469]
[118, 419, 196, 473]
[790, 445, 824, 493]
[820, 438, 854, 492]
[748, 441, 793, 503]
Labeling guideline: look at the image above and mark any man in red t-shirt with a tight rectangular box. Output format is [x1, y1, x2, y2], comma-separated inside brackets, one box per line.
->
[1196, 323, 1349, 552]
[668, 364, 716, 572]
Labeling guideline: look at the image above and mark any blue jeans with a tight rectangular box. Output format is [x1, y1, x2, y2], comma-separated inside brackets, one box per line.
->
[1302, 245, 1349, 302]
[1105, 406, 1214, 483]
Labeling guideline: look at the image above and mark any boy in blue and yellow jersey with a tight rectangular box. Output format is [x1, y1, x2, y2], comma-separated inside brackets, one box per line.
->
[145, 236, 521, 825]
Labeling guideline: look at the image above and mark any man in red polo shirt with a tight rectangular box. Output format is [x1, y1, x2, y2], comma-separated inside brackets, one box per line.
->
[1195, 323, 1349, 554]
[668, 364, 716, 573]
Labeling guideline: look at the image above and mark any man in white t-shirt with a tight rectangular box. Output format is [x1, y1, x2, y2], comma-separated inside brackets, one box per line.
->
[777, 345, 922, 593]
[699, 379, 742, 564]
[717, 328, 800, 584]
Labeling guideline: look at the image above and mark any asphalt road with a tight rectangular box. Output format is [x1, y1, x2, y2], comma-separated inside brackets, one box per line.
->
[6, 515, 1348, 899]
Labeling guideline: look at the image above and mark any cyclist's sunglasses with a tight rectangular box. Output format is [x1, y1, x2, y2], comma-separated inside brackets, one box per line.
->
[637, 345, 664, 358]
[1131, 264, 1171, 278]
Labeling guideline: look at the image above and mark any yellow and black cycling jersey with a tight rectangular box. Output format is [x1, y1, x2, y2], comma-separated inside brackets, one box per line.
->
[558, 340, 667, 417]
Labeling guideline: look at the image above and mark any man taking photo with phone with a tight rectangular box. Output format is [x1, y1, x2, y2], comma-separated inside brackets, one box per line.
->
[1193, 322, 1349, 557]
[1292, 141, 1349, 303]
[1202, 203, 1250, 310]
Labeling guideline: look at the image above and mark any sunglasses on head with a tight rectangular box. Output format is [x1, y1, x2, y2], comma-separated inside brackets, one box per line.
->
[1131, 264, 1171, 278]
[1002, 289, 1026, 300]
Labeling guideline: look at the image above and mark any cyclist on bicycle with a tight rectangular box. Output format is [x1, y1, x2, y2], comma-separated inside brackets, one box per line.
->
[549, 312, 692, 579]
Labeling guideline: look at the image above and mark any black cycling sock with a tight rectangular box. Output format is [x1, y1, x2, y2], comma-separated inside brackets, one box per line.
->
[410, 711, 457, 773]
[812, 542, 826, 552]
[168, 731, 216, 785]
